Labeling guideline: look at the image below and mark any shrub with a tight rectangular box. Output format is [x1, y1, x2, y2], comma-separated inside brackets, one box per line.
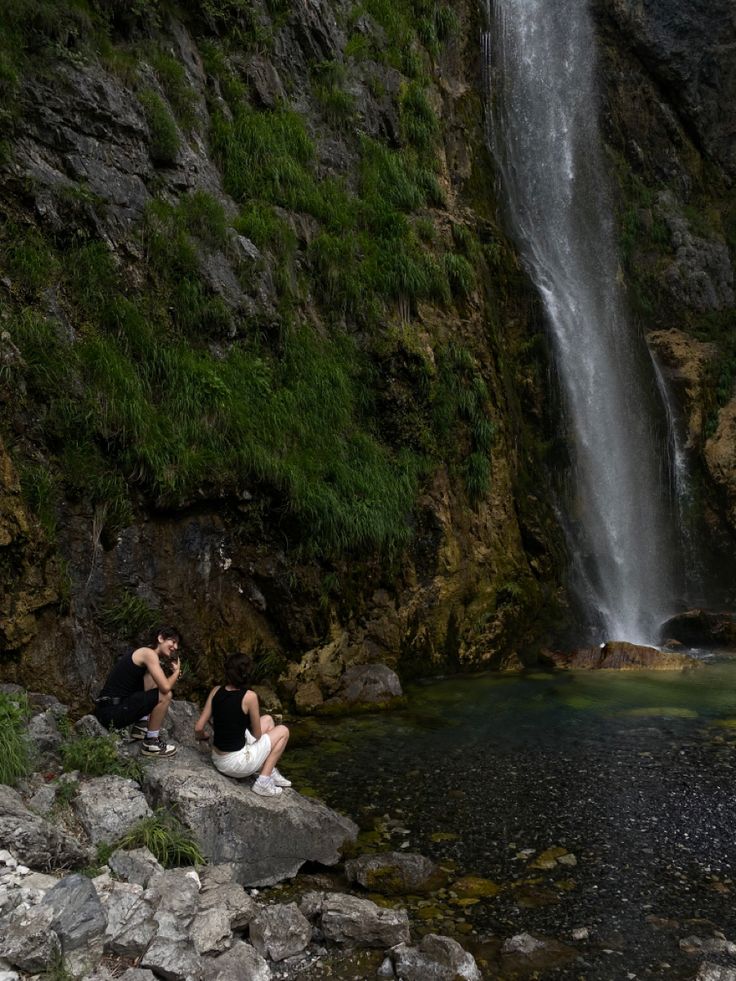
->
[0, 691, 31, 786]
[115, 809, 205, 867]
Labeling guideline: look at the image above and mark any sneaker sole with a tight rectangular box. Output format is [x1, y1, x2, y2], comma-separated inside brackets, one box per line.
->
[141, 747, 177, 758]
[252, 785, 283, 797]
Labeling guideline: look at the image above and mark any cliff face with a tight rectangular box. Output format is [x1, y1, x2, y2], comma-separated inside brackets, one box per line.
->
[0, 0, 566, 703]
[0, 0, 733, 705]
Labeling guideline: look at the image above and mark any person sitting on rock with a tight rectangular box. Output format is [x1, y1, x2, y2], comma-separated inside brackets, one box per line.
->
[93, 625, 182, 758]
[194, 652, 290, 797]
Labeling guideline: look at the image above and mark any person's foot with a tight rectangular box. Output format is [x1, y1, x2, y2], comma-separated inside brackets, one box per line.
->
[252, 776, 283, 797]
[129, 722, 148, 740]
[141, 736, 177, 758]
[271, 768, 292, 788]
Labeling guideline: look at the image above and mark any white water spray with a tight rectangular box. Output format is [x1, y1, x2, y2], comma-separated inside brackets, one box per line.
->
[484, 0, 681, 643]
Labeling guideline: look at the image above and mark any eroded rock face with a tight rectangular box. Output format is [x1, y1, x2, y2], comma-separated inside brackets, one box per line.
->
[660, 609, 736, 650]
[73, 776, 152, 846]
[142, 751, 357, 886]
[648, 330, 716, 450]
[0, 785, 91, 870]
[705, 397, 736, 534]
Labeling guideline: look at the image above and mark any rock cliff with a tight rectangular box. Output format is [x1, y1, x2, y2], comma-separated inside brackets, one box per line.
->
[0, 0, 734, 703]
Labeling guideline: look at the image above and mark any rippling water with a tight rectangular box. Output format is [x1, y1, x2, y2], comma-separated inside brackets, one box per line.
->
[288, 663, 736, 978]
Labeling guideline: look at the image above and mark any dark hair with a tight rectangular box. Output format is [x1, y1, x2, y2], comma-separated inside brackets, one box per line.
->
[151, 625, 181, 646]
[224, 652, 253, 688]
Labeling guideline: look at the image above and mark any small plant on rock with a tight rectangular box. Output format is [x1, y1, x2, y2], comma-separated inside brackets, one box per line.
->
[0, 690, 31, 786]
[116, 809, 205, 868]
[60, 732, 142, 783]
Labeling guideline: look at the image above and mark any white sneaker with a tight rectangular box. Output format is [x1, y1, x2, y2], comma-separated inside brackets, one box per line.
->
[271, 768, 292, 788]
[252, 777, 283, 797]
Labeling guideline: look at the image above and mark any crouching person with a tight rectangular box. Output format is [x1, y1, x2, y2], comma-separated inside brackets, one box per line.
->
[194, 652, 290, 797]
[94, 625, 182, 758]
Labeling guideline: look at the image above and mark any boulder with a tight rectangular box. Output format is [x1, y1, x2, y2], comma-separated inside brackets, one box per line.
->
[544, 641, 697, 670]
[142, 751, 357, 886]
[190, 906, 232, 955]
[345, 851, 445, 895]
[39, 874, 107, 951]
[202, 940, 271, 981]
[74, 715, 110, 739]
[333, 664, 403, 706]
[660, 610, 736, 650]
[165, 700, 202, 751]
[140, 938, 202, 981]
[73, 776, 152, 846]
[696, 965, 736, 981]
[320, 893, 410, 948]
[0, 903, 61, 973]
[249, 903, 311, 962]
[0, 785, 91, 870]
[25, 708, 63, 757]
[392, 934, 482, 981]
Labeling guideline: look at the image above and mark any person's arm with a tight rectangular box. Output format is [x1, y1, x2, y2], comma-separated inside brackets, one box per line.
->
[138, 647, 180, 694]
[243, 689, 261, 739]
[195, 687, 218, 739]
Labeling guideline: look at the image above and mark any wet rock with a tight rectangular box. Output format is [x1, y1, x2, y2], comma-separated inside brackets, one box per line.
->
[107, 847, 164, 888]
[680, 935, 736, 956]
[502, 933, 547, 955]
[545, 641, 697, 670]
[0, 785, 91, 870]
[648, 329, 716, 449]
[345, 851, 445, 895]
[73, 775, 152, 846]
[660, 610, 736, 650]
[391, 933, 482, 981]
[142, 751, 357, 886]
[451, 875, 502, 898]
[202, 940, 271, 981]
[705, 399, 736, 537]
[333, 664, 403, 706]
[249, 903, 311, 961]
[294, 681, 325, 713]
[663, 208, 734, 312]
[320, 893, 410, 948]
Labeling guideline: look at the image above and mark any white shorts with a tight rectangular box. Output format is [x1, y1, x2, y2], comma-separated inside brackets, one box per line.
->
[212, 730, 271, 779]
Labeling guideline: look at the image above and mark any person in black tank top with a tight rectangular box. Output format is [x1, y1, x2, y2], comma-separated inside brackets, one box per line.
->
[94, 625, 183, 758]
[195, 652, 291, 796]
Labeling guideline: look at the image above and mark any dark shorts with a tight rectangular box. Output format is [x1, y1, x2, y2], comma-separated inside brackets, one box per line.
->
[94, 688, 159, 731]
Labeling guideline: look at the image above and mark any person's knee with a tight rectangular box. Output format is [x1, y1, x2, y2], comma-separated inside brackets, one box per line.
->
[261, 714, 274, 731]
[274, 724, 289, 745]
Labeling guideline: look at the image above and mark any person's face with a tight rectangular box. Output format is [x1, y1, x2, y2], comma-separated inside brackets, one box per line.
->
[158, 636, 179, 658]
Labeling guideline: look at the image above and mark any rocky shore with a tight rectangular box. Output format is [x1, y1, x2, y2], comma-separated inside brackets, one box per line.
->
[0, 686, 484, 981]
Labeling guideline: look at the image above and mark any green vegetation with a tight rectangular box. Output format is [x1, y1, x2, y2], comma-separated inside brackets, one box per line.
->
[139, 89, 180, 165]
[60, 732, 143, 781]
[100, 590, 160, 640]
[149, 48, 196, 130]
[312, 60, 357, 129]
[0, 691, 31, 786]
[42, 952, 74, 981]
[114, 809, 205, 867]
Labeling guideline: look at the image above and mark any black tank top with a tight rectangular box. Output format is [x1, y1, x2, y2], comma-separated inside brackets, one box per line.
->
[99, 651, 147, 698]
[212, 687, 252, 752]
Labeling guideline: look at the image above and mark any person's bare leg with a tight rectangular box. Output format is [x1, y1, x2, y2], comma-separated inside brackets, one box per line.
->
[259, 725, 289, 777]
[147, 690, 172, 732]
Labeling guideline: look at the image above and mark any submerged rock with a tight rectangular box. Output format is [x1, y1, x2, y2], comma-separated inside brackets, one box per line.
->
[142, 751, 357, 886]
[345, 851, 445, 895]
[544, 641, 697, 670]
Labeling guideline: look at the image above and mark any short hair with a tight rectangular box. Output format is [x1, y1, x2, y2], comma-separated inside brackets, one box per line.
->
[152, 625, 181, 646]
[224, 652, 253, 688]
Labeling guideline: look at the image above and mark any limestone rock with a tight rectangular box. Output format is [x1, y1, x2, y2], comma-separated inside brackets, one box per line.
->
[94, 879, 156, 957]
[25, 708, 63, 757]
[74, 714, 111, 739]
[663, 210, 734, 312]
[392, 934, 482, 981]
[648, 329, 716, 449]
[146, 867, 201, 941]
[696, 964, 736, 981]
[141, 937, 202, 981]
[142, 751, 357, 886]
[294, 681, 324, 714]
[0, 903, 60, 973]
[107, 847, 164, 888]
[202, 940, 271, 981]
[345, 851, 445, 895]
[73, 776, 152, 846]
[190, 906, 232, 955]
[199, 880, 257, 930]
[320, 893, 410, 948]
[705, 397, 736, 535]
[0, 785, 91, 870]
[166, 699, 205, 751]
[249, 903, 311, 962]
[502, 933, 547, 955]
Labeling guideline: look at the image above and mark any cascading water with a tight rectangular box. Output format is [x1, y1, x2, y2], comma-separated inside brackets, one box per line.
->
[484, 0, 683, 644]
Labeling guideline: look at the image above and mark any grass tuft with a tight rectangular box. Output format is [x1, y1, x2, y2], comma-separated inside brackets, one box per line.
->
[0, 691, 31, 786]
[61, 732, 143, 782]
[115, 809, 206, 867]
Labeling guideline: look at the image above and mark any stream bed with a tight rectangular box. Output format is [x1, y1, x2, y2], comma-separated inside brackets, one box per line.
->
[285, 660, 736, 979]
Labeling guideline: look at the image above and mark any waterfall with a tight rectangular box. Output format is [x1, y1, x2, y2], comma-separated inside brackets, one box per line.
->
[484, 0, 682, 644]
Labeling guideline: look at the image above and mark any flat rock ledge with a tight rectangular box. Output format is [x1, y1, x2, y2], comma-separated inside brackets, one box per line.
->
[543, 641, 698, 671]
[142, 749, 358, 886]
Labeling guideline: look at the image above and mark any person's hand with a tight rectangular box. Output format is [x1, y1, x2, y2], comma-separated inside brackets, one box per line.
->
[195, 727, 210, 742]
